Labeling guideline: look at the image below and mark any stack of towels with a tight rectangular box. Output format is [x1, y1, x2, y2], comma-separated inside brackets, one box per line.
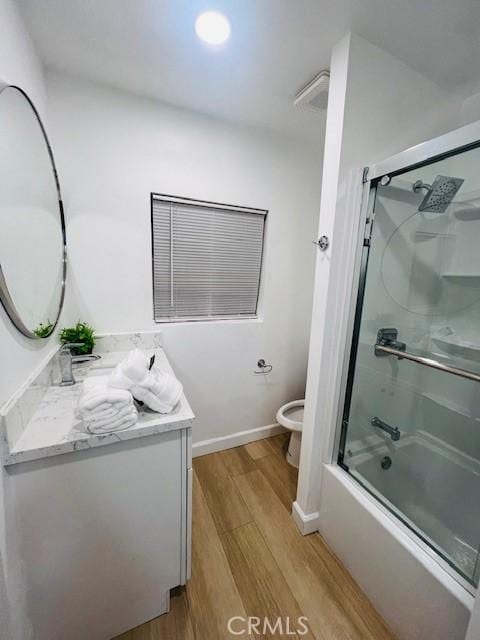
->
[109, 349, 183, 414]
[76, 378, 138, 435]
[76, 349, 183, 435]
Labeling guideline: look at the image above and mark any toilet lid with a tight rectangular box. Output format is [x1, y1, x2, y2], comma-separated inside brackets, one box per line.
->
[276, 400, 304, 432]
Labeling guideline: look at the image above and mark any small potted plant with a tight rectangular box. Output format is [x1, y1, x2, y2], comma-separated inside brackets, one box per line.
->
[59, 321, 97, 355]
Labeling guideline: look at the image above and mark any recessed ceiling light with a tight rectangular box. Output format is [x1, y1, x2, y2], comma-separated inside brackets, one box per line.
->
[195, 11, 231, 46]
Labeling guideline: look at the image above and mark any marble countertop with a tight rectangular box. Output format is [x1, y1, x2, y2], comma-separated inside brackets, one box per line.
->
[3, 347, 194, 466]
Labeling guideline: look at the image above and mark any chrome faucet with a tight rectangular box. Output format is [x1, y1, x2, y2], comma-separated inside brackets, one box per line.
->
[371, 416, 401, 442]
[59, 343, 84, 386]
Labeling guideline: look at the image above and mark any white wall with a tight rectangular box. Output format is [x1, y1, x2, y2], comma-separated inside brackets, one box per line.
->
[0, 0, 44, 110]
[0, 2, 56, 637]
[0, 1, 77, 410]
[46, 71, 322, 445]
[0, 0, 57, 408]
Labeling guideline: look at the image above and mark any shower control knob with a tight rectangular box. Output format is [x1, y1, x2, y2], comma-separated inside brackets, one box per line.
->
[314, 235, 329, 251]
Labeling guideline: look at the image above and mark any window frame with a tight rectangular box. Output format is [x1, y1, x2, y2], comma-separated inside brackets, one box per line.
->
[150, 192, 268, 324]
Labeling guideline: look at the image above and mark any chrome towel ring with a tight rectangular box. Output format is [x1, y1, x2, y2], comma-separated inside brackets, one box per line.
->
[254, 359, 273, 374]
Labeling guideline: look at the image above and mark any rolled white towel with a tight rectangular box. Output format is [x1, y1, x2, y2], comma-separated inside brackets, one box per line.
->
[129, 367, 182, 414]
[121, 349, 150, 383]
[107, 349, 183, 414]
[152, 365, 182, 403]
[130, 386, 176, 413]
[109, 365, 134, 391]
[108, 349, 150, 391]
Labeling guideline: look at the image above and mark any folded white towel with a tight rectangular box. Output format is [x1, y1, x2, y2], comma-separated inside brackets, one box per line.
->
[76, 376, 138, 434]
[83, 405, 137, 429]
[86, 412, 138, 435]
[80, 406, 123, 421]
[78, 387, 133, 412]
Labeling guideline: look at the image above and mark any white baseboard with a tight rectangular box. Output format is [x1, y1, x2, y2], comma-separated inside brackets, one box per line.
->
[292, 500, 320, 535]
[192, 423, 286, 457]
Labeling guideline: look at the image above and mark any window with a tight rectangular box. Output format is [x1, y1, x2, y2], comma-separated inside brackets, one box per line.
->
[151, 194, 267, 322]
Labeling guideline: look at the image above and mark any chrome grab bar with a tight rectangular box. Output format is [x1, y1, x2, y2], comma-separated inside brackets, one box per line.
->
[374, 343, 480, 383]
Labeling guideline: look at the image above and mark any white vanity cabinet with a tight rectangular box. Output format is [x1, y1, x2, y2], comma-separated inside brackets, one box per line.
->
[1, 340, 194, 640]
[10, 426, 192, 640]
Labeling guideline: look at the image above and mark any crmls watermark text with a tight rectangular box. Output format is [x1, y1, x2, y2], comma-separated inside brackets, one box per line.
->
[227, 616, 310, 636]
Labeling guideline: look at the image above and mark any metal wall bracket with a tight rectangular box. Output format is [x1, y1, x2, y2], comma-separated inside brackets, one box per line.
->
[371, 416, 401, 442]
[374, 328, 406, 357]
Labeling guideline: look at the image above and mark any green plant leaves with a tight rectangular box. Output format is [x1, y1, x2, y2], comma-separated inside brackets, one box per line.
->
[59, 321, 97, 355]
[33, 321, 54, 338]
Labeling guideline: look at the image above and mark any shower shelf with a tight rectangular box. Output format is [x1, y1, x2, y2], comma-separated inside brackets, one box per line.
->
[431, 329, 480, 359]
[441, 273, 480, 279]
[421, 391, 476, 420]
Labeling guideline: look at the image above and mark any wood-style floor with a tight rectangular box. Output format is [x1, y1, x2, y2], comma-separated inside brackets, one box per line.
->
[115, 434, 394, 639]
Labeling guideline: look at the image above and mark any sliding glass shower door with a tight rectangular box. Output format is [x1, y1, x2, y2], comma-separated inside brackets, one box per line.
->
[339, 143, 480, 587]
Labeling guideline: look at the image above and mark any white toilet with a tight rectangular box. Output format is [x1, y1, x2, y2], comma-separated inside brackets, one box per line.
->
[275, 399, 304, 468]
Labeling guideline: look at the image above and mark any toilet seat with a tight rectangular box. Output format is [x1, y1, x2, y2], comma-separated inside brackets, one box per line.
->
[276, 399, 304, 432]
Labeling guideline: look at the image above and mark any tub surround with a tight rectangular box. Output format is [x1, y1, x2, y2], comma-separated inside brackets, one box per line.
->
[1, 331, 194, 465]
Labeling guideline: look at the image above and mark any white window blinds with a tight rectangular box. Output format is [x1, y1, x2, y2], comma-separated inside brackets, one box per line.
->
[151, 196, 266, 322]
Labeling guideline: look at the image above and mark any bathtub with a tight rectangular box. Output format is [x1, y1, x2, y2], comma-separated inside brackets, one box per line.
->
[317, 434, 476, 640]
[350, 432, 480, 587]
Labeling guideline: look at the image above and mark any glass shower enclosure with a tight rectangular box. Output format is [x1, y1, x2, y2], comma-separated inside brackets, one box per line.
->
[339, 142, 480, 588]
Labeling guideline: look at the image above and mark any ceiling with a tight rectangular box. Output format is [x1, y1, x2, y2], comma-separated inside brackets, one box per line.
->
[16, 0, 480, 142]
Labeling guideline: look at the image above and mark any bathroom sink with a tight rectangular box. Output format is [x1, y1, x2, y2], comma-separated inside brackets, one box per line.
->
[88, 353, 127, 369]
[83, 368, 115, 378]
[73, 351, 130, 381]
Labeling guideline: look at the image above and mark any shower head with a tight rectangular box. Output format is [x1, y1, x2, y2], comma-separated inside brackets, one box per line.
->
[412, 175, 464, 213]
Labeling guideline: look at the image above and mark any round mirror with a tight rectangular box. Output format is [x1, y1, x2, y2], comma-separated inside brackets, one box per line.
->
[0, 85, 66, 338]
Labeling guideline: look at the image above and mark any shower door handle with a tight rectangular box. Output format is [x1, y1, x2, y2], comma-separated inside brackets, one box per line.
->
[374, 343, 480, 383]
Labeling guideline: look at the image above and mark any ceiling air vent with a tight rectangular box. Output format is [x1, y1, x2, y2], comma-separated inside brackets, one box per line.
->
[294, 70, 330, 110]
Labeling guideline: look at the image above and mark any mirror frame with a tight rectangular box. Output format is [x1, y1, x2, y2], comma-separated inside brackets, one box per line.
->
[0, 84, 67, 339]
